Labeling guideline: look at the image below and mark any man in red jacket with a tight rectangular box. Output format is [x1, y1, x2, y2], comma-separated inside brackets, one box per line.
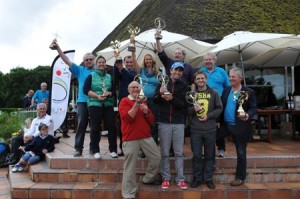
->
[119, 81, 161, 199]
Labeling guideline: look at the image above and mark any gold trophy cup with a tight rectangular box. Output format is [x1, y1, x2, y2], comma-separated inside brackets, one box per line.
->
[185, 91, 205, 115]
[234, 91, 249, 118]
[157, 74, 170, 95]
[110, 40, 122, 61]
[154, 18, 166, 40]
[127, 25, 140, 52]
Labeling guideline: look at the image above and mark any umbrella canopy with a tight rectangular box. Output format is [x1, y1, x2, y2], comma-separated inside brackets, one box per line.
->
[189, 31, 296, 84]
[245, 36, 300, 67]
[97, 29, 215, 67]
[190, 31, 296, 66]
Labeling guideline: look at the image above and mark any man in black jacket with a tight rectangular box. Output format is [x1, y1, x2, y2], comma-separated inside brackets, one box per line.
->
[218, 67, 257, 186]
[154, 62, 189, 190]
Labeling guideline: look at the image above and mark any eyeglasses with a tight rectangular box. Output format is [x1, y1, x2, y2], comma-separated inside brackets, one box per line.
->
[85, 58, 93, 61]
[129, 86, 140, 89]
[38, 108, 46, 110]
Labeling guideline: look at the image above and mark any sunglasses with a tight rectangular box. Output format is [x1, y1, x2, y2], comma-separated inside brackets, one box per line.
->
[85, 58, 94, 61]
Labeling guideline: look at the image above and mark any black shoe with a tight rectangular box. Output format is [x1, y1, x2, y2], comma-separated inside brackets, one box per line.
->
[206, 181, 215, 189]
[63, 133, 70, 138]
[190, 180, 201, 188]
[73, 151, 82, 157]
[54, 137, 61, 143]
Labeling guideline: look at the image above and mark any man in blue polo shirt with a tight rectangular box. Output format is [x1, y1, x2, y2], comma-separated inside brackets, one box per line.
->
[51, 39, 95, 157]
[31, 82, 49, 107]
[199, 52, 230, 158]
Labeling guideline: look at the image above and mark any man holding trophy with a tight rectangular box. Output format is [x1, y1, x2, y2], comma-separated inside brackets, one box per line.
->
[154, 62, 189, 190]
[154, 18, 194, 86]
[187, 71, 223, 189]
[217, 67, 257, 186]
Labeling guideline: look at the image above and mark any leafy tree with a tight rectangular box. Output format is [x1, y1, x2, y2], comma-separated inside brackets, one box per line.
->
[2, 66, 51, 108]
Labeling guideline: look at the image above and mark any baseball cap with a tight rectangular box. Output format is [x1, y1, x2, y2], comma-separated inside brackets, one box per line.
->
[171, 62, 184, 70]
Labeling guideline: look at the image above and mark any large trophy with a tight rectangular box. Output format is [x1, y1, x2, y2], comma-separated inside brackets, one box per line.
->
[185, 91, 205, 115]
[234, 91, 249, 117]
[110, 40, 122, 61]
[49, 33, 60, 50]
[127, 25, 140, 52]
[157, 74, 170, 95]
[134, 74, 147, 99]
[154, 18, 166, 40]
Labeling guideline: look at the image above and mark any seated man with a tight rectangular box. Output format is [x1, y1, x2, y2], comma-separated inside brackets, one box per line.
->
[9, 103, 56, 165]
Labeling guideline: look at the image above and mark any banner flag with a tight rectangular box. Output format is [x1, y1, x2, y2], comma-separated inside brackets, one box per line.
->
[49, 50, 75, 131]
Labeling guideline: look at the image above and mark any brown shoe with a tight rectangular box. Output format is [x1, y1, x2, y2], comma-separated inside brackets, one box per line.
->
[230, 179, 244, 186]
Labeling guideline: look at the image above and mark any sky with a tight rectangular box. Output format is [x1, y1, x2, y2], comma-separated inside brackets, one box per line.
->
[0, 0, 142, 74]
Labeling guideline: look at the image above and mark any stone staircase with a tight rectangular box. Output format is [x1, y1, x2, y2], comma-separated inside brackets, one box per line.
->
[7, 136, 300, 199]
[8, 155, 300, 198]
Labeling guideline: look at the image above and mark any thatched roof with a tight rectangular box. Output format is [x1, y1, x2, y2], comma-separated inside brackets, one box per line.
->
[92, 0, 300, 54]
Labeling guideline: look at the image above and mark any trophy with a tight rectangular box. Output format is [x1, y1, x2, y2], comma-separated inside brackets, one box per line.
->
[185, 91, 205, 115]
[154, 18, 166, 40]
[110, 40, 122, 61]
[134, 74, 147, 99]
[127, 25, 140, 52]
[157, 74, 170, 95]
[101, 79, 107, 97]
[49, 33, 60, 50]
[233, 91, 249, 118]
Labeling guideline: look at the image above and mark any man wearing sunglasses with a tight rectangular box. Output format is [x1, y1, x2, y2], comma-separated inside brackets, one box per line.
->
[51, 40, 95, 157]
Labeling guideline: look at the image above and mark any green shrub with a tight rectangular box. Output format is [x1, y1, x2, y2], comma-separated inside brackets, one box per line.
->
[0, 112, 23, 140]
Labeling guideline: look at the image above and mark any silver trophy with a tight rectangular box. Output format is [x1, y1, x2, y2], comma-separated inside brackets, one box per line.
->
[110, 40, 122, 61]
[134, 74, 147, 99]
[233, 90, 249, 118]
[49, 33, 60, 50]
[101, 79, 108, 97]
[185, 91, 205, 115]
[157, 74, 170, 95]
[127, 25, 140, 52]
[154, 18, 166, 40]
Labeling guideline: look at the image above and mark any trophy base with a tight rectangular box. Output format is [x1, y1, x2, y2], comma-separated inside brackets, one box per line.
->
[237, 113, 247, 118]
[155, 35, 163, 40]
[138, 95, 145, 99]
[128, 46, 136, 52]
[49, 44, 57, 50]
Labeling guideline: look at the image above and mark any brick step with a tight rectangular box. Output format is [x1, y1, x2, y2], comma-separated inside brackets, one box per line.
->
[29, 162, 300, 184]
[46, 149, 300, 170]
[9, 170, 300, 199]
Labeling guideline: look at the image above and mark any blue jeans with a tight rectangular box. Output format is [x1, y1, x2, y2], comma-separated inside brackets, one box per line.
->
[22, 152, 41, 165]
[219, 123, 248, 180]
[74, 102, 89, 152]
[190, 131, 216, 182]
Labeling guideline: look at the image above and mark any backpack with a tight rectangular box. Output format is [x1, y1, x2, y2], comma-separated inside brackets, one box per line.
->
[0, 138, 11, 168]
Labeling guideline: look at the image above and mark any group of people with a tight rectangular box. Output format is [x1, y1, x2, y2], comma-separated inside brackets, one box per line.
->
[47, 31, 256, 199]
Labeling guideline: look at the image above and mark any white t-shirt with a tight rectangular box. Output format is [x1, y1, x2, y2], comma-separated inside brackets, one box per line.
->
[25, 114, 54, 137]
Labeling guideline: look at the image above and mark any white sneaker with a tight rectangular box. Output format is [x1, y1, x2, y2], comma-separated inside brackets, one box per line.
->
[218, 150, 225, 158]
[18, 165, 25, 172]
[109, 152, 118, 158]
[12, 164, 20, 173]
[94, 153, 101, 159]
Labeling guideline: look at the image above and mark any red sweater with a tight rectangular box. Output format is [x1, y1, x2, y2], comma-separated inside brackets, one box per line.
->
[119, 97, 155, 141]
